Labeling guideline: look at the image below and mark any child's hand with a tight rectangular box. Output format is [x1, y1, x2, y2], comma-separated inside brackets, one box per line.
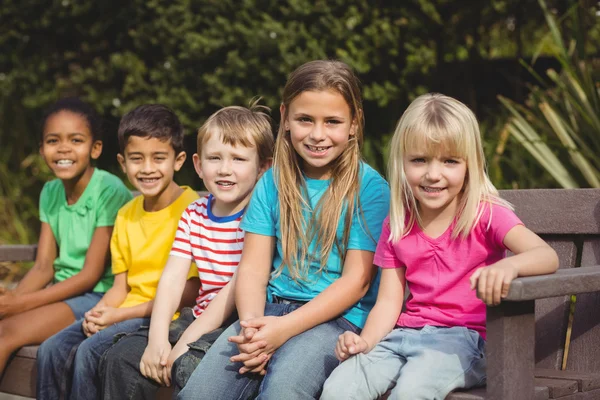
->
[229, 316, 290, 374]
[84, 306, 121, 329]
[228, 325, 270, 375]
[82, 318, 99, 337]
[140, 339, 172, 386]
[0, 291, 21, 318]
[164, 341, 190, 385]
[470, 261, 519, 306]
[335, 331, 369, 361]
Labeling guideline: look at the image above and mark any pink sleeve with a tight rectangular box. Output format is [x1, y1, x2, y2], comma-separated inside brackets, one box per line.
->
[373, 216, 403, 269]
[485, 203, 523, 249]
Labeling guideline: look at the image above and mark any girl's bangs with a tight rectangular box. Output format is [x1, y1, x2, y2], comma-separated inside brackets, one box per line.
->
[403, 119, 469, 159]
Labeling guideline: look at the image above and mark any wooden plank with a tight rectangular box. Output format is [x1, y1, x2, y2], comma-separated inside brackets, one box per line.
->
[447, 386, 550, 400]
[566, 263, 600, 374]
[504, 266, 600, 301]
[0, 356, 36, 398]
[534, 239, 575, 369]
[0, 246, 37, 262]
[581, 239, 600, 267]
[535, 378, 578, 398]
[549, 388, 600, 399]
[536, 369, 600, 392]
[500, 189, 600, 235]
[14, 346, 37, 360]
[486, 301, 536, 400]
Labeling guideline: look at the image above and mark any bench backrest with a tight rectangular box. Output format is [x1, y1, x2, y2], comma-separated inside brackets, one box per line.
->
[500, 189, 600, 372]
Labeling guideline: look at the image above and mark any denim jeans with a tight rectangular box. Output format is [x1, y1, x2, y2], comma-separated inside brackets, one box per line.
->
[36, 317, 149, 400]
[99, 307, 225, 400]
[177, 301, 360, 400]
[320, 325, 487, 400]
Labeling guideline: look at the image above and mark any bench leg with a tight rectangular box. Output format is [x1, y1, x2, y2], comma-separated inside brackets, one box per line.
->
[486, 301, 535, 400]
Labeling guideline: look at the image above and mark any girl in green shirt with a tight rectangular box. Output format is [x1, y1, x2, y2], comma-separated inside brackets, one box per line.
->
[0, 98, 131, 376]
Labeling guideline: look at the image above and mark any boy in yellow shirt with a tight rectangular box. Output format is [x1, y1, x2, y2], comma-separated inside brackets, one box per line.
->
[36, 104, 199, 400]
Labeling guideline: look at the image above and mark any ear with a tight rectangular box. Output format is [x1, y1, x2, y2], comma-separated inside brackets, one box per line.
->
[173, 151, 186, 172]
[350, 109, 362, 137]
[257, 158, 273, 180]
[90, 140, 103, 160]
[192, 153, 204, 180]
[117, 153, 127, 174]
[280, 104, 289, 131]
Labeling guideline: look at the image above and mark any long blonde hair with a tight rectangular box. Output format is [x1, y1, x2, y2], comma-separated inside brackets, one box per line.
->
[388, 93, 512, 242]
[274, 60, 365, 281]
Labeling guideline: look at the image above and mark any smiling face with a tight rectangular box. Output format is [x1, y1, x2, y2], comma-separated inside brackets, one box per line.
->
[117, 135, 186, 211]
[40, 110, 102, 185]
[282, 89, 355, 180]
[403, 149, 467, 221]
[194, 133, 266, 217]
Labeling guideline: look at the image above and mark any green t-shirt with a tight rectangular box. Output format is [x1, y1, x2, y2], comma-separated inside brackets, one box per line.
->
[39, 168, 133, 292]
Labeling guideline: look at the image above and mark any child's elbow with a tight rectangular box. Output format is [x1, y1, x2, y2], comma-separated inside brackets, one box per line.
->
[546, 247, 559, 273]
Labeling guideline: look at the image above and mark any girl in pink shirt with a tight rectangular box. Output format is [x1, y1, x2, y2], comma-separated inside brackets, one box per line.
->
[321, 93, 559, 400]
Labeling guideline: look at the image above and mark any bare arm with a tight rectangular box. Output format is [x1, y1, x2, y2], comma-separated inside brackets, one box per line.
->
[13, 222, 57, 295]
[147, 256, 194, 343]
[358, 267, 406, 351]
[14, 226, 112, 313]
[176, 275, 237, 345]
[471, 224, 560, 305]
[234, 233, 274, 321]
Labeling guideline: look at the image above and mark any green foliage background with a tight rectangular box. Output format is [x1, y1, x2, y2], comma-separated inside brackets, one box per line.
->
[0, 0, 598, 244]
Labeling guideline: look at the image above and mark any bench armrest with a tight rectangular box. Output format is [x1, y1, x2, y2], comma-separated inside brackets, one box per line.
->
[504, 266, 600, 301]
[0, 245, 38, 262]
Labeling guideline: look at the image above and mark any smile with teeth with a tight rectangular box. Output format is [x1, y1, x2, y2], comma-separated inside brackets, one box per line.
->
[305, 144, 330, 153]
[139, 178, 159, 184]
[217, 181, 235, 187]
[56, 160, 74, 166]
[421, 186, 445, 193]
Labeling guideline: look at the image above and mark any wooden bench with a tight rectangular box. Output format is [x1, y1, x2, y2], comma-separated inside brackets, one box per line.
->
[1, 188, 600, 399]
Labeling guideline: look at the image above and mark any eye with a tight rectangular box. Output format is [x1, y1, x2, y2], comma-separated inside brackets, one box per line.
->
[326, 119, 342, 125]
[72, 138, 84, 143]
[155, 157, 167, 162]
[411, 157, 426, 163]
[129, 157, 142, 162]
[45, 138, 58, 144]
[233, 157, 247, 162]
[444, 158, 460, 165]
[296, 116, 312, 123]
[206, 156, 220, 161]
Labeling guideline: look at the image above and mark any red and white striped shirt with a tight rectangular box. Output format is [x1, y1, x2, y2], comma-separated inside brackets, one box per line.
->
[170, 195, 244, 317]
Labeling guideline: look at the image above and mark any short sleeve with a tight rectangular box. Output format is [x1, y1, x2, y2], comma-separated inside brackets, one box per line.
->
[39, 182, 51, 223]
[484, 203, 523, 249]
[347, 168, 390, 252]
[110, 213, 129, 274]
[95, 179, 133, 227]
[170, 208, 194, 260]
[240, 169, 277, 237]
[373, 217, 403, 269]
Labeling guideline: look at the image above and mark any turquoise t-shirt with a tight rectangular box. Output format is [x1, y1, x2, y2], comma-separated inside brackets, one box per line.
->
[39, 168, 133, 292]
[240, 162, 390, 328]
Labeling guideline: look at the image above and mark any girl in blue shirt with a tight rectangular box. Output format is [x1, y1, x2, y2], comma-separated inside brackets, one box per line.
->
[178, 60, 390, 400]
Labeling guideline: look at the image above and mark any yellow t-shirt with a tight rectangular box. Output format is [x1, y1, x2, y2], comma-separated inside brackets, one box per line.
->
[110, 186, 199, 309]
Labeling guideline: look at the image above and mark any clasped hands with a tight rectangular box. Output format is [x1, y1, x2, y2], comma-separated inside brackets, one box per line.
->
[82, 305, 120, 337]
[228, 316, 290, 376]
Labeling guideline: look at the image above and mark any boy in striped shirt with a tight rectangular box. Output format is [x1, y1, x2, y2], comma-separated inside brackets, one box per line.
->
[99, 103, 274, 399]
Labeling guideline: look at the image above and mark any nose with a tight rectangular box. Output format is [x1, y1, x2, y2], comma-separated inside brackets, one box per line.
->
[218, 159, 232, 175]
[57, 141, 70, 153]
[309, 123, 326, 142]
[425, 161, 442, 181]
[141, 159, 155, 174]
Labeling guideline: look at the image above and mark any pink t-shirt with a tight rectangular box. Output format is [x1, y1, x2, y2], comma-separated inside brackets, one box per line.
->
[373, 203, 522, 339]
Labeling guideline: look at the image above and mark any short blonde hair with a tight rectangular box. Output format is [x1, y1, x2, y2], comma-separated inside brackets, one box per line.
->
[387, 93, 511, 242]
[197, 100, 274, 164]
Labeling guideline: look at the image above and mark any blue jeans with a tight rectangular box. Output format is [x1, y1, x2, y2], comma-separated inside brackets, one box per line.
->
[320, 325, 487, 400]
[63, 292, 103, 319]
[36, 317, 150, 400]
[178, 301, 359, 400]
[99, 308, 226, 400]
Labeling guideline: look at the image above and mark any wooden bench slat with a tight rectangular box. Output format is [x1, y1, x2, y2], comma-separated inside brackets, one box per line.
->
[536, 369, 600, 392]
[0, 245, 37, 263]
[505, 266, 600, 301]
[500, 189, 600, 234]
[535, 378, 578, 398]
